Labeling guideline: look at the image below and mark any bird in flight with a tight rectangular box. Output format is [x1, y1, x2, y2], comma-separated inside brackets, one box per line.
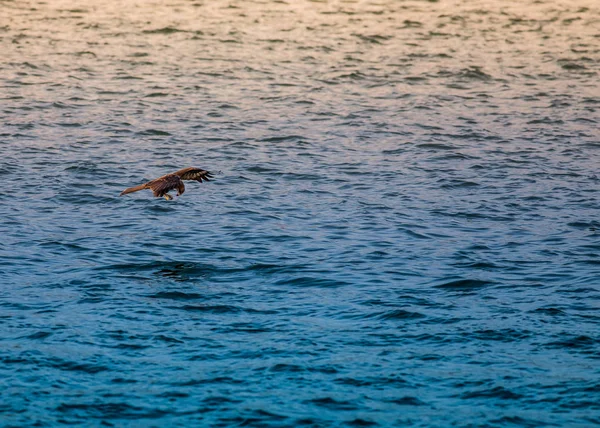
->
[120, 167, 213, 200]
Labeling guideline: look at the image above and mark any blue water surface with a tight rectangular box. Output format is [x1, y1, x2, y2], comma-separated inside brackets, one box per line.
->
[1, 0, 599, 426]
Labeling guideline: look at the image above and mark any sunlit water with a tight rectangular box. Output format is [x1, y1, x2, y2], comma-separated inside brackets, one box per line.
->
[1, 0, 599, 426]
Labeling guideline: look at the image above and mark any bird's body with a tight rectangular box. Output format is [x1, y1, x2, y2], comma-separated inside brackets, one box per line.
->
[120, 167, 213, 200]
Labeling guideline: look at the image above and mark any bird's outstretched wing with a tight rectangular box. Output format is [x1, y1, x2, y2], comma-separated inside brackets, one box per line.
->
[120, 183, 147, 196]
[148, 174, 185, 197]
[175, 167, 213, 182]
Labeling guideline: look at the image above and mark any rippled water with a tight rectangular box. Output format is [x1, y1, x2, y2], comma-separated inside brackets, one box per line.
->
[1, 0, 599, 426]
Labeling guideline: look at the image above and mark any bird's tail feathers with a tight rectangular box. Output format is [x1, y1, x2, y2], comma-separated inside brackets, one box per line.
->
[120, 184, 147, 196]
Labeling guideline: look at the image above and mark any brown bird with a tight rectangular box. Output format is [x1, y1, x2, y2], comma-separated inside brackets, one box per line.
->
[120, 167, 213, 200]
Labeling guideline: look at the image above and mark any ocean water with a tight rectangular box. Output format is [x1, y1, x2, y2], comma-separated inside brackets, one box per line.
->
[1, 0, 599, 426]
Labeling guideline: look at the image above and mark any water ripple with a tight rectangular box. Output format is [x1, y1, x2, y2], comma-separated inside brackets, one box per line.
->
[1, 0, 599, 426]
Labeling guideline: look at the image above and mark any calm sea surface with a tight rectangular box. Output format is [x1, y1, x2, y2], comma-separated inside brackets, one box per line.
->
[1, 0, 599, 426]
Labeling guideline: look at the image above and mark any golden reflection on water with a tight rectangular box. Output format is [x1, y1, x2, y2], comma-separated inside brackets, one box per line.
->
[2, 0, 598, 152]
[6, 0, 599, 69]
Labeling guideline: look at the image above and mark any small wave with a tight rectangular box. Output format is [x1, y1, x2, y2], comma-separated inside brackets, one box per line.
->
[144, 92, 169, 98]
[352, 33, 392, 44]
[560, 62, 587, 71]
[458, 66, 492, 80]
[434, 279, 494, 291]
[177, 304, 240, 313]
[269, 363, 305, 373]
[73, 51, 96, 57]
[142, 27, 187, 35]
[137, 129, 171, 136]
[439, 180, 480, 189]
[490, 416, 554, 427]
[460, 386, 524, 400]
[202, 395, 242, 405]
[274, 276, 350, 288]
[307, 397, 358, 411]
[544, 335, 597, 350]
[146, 291, 204, 300]
[174, 304, 277, 314]
[22, 331, 52, 340]
[154, 334, 184, 344]
[527, 117, 564, 125]
[3, 355, 113, 374]
[346, 418, 378, 426]
[567, 221, 599, 230]
[417, 143, 455, 150]
[471, 329, 532, 342]
[96, 261, 215, 274]
[57, 402, 171, 419]
[388, 396, 426, 406]
[349, 309, 426, 321]
[175, 376, 244, 386]
[262, 135, 307, 143]
[531, 307, 565, 316]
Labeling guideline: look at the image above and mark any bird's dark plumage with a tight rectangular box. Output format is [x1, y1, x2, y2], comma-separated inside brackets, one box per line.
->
[120, 167, 213, 200]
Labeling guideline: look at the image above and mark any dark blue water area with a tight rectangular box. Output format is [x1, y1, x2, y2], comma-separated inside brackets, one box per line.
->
[1, 0, 600, 426]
